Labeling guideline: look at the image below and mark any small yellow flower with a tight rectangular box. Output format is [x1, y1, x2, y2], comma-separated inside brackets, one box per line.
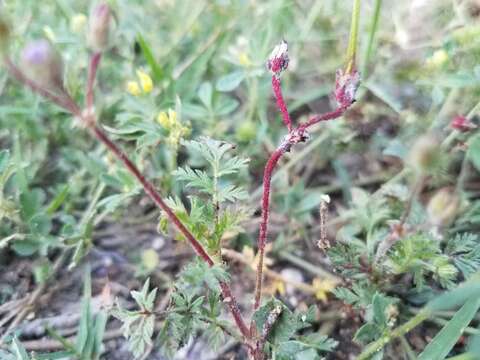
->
[312, 277, 337, 302]
[265, 279, 286, 296]
[126, 81, 141, 96]
[242, 244, 274, 270]
[157, 111, 171, 128]
[238, 52, 252, 67]
[156, 109, 191, 147]
[136, 69, 153, 93]
[70, 14, 87, 33]
[426, 49, 448, 69]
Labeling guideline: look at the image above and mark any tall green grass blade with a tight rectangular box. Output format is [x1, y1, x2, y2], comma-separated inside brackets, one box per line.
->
[362, 0, 382, 76]
[137, 34, 164, 82]
[418, 298, 480, 360]
[346, 0, 361, 72]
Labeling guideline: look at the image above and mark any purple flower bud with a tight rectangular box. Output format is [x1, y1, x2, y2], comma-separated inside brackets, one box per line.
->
[334, 68, 360, 107]
[21, 39, 64, 91]
[267, 40, 289, 76]
[88, 2, 112, 51]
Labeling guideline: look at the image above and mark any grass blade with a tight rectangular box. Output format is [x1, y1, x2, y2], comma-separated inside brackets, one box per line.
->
[418, 298, 480, 360]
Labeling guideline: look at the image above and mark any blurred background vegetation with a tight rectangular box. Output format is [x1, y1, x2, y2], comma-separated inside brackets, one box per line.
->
[1, 0, 480, 359]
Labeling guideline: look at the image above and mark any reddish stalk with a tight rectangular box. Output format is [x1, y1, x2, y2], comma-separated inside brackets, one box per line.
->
[272, 75, 292, 132]
[91, 124, 250, 339]
[4, 58, 81, 117]
[3, 54, 251, 343]
[251, 65, 356, 330]
[86, 52, 102, 110]
[253, 148, 285, 311]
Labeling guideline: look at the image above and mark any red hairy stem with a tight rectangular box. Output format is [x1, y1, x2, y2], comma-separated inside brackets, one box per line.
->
[86, 52, 102, 110]
[91, 125, 251, 339]
[5, 54, 252, 342]
[252, 147, 285, 314]
[272, 75, 292, 131]
[4, 57, 81, 117]
[298, 104, 349, 131]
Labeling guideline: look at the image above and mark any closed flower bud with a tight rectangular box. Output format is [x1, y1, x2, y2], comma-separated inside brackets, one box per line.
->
[0, 15, 11, 54]
[88, 2, 112, 52]
[21, 39, 64, 91]
[407, 134, 441, 174]
[335, 68, 361, 107]
[427, 188, 459, 227]
[267, 40, 289, 76]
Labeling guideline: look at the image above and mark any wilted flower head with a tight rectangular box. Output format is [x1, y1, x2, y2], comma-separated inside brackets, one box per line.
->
[407, 134, 441, 174]
[267, 40, 289, 76]
[21, 39, 64, 91]
[88, 2, 112, 51]
[451, 115, 476, 132]
[335, 68, 360, 107]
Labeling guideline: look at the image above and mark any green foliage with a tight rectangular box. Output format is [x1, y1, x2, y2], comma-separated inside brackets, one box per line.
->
[445, 233, 480, 279]
[174, 137, 249, 203]
[386, 233, 458, 289]
[162, 137, 250, 252]
[157, 260, 235, 358]
[354, 292, 398, 344]
[112, 278, 157, 358]
[253, 299, 337, 359]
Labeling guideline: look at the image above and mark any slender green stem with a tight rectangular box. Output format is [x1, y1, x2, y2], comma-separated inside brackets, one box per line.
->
[357, 310, 430, 360]
[362, 0, 382, 76]
[346, 0, 361, 73]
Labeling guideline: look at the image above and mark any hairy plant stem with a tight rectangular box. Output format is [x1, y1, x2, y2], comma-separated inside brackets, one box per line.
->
[3, 54, 251, 345]
[86, 52, 102, 110]
[251, 72, 352, 333]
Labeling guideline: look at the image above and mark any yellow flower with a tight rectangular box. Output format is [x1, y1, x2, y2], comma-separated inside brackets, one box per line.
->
[312, 277, 337, 302]
[70, 14, 87, 33]
[157, 111, 171, 128]
[156, 109, 191, 147]
[265, 279, 286, 296]
[426, 49, 448, 69]
[126, 81, 141, 96]
[242, 244, 274, 270]
[136, 69, 153, 93]
[238, 52, 252, 67]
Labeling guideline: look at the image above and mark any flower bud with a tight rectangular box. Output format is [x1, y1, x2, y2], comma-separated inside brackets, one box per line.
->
[0, 15, 11, 54]
[88, 2, 112, 52]
[267, 40, 289, 76]
[335, 68, 361, 107]
[427, 188, 459, 227]
[21, 39, 64, 91]
[407, 134, 441, 174]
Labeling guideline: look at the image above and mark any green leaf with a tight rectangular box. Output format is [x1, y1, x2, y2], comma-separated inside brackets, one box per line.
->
[0, 149, 10, 173]
[137, 34, 164, 81]
[468, 134, 480, 173]
[46, 185, 69, 215]
[418, 298, 480, 360]
[173, 167, 214, 194]
[216, 71, 245, 92]
[11, 337, 30, 360]
[198, 82, 213, 108]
